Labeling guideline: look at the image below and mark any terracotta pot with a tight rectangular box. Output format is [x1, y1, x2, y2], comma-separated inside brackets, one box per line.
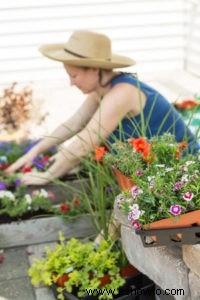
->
[113, 168, 135, 191]
[144, 209, 200, 230]
[98, 273, 111, 287]
[120, 264, 139, 278]
[56, 273, 69, 288]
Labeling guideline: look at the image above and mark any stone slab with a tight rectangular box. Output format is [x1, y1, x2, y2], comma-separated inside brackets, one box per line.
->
[0, 215, 97, 248]
[188, 271, 200, 300]
[35, 287, 56, 300]
[0, 277, 35, 300]
[0, 247, 29, 281]
[182, 244, 200, 277]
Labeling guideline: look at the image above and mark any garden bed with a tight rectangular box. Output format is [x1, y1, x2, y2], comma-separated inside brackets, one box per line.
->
[0, 213, 97, 248]
[26, 175, 89, 204]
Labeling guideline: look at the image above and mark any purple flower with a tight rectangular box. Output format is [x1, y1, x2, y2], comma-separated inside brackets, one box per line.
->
[183, 191, 194, 201]
[170, 204, 182, 216]
[14, 179, 21, 187]
[22, 140, 40, 153]
[32, 157, 44, 170]
[105, 185, 113, 194]
[0, 182, 7, 190]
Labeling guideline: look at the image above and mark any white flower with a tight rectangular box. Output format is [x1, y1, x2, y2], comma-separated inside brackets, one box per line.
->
[39, 189, 48, 198]
[185, 160, 195, 166]
[165, 167, 174, 172]
[147, 176, 155, 182]
[155, 164, 165, 168]
[25, 194, 32, 205]
[0, 190, 15, 201]
[129, 204, 139, 211]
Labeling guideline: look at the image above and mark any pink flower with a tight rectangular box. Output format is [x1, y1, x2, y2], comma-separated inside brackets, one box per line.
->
[136, 169, 143, 176]
[130, 186, 143, 199]
[131, 220, 141, 230]
[47, 191, 56, 200]
[173, 181, 182, 191]
[183, 191, 194, 201]
[170, 204, 182, 216]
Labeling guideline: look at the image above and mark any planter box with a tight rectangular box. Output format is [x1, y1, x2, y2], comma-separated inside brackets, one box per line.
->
[0, 214, 97, 248]
[52, 273, 155, 300]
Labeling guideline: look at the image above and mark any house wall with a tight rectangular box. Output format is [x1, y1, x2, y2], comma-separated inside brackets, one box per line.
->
[0, 0, 192, 87]
[0, 0, 199, 137]
[184, 0, 200, 77]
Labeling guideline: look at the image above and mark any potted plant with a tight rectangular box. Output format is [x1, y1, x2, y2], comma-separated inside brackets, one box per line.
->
[28, 232, 134, 300]
[103, 133, 200, 231]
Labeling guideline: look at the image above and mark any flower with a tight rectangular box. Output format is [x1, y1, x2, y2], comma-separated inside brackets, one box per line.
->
[104, 133, 200, 228]
[0, 182, 8, 190]
[94, 146, 106, 161]
[60, 203, 70, 213]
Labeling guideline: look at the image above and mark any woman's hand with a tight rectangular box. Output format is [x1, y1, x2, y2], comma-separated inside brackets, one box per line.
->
[4, 149, 38, 175]
[20, 171, 51, 185]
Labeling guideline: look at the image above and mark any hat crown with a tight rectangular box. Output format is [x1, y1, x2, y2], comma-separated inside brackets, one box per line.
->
[64, 30, 111, 60]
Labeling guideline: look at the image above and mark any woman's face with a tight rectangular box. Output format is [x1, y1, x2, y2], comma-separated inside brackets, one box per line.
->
[63, 64, 99, 94]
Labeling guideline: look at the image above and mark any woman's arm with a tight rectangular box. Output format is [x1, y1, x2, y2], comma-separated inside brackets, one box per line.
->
[5, 92, 99, 174]
[21, 83, 137, 184]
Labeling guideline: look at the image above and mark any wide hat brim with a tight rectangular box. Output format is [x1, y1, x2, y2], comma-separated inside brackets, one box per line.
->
[39, 43, 135, 69]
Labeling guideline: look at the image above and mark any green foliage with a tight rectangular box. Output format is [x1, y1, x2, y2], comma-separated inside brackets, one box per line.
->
[53, 194, 88, 222]
[28, 233, 125, 300]
[77, 156, 121, 240]
[0, 187, 54, 218]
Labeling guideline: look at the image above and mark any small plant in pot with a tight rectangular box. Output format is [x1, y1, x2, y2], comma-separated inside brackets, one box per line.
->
[28, 232, 131, 300]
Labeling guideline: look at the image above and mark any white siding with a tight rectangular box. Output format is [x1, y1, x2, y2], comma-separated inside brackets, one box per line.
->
[0, 0, 188, 87]
[184, 0, 200, 77]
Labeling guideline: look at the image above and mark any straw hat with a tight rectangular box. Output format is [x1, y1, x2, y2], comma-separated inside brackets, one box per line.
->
[39, 30, 135, 69]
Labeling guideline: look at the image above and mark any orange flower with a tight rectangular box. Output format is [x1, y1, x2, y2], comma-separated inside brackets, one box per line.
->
[178, 141, 187, 149]
[94, 146, 106, 161]
[175, 141, 188, 160]
[142, 146, 155, 163]
[129, 138, 150, 153]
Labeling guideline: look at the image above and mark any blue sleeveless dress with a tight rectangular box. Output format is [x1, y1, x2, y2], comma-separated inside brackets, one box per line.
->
[107, 73, 200, 154]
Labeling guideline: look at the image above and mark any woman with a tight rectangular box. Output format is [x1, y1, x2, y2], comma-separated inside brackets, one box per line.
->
[5, 30, 200, 185]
